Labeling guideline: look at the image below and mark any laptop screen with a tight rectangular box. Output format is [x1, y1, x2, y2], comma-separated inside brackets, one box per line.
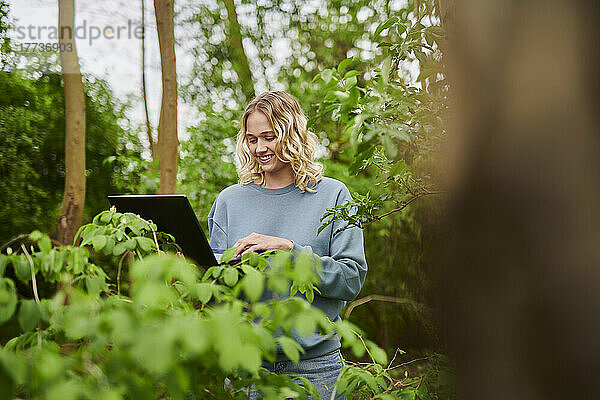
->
[107, 194, 218, 267]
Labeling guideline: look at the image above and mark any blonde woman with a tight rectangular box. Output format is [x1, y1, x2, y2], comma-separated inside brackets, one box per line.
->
[208, 91, 367, 399]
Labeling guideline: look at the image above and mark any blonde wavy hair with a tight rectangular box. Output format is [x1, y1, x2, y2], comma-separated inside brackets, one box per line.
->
[236, 91, 323, 192]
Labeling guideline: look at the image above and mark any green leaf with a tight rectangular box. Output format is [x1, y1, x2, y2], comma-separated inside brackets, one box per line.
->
[268, 274, 290, 294]
[100, 211, 113, 224]
[351, 341, 366, 358]
[382, 133, 398, 159]
[221, 247, 237, 263]
[367, 340, 388, 365]
[85, 275, 108, 297]
[237, 345, 261, 374]
[242, 251, 260, 267]
[294, 312, 317, 336]
[0, 255, 8, 276]
[196, 283, 213, 303]
[125, 239, 137, 251]
[135, 237, 154, 252]
[399, 390, 416, 400]
[343, 70, 361, 80]
[241, 267, 264, 302]
[277, 337, 304, 364]
[321, 68, 333, 83]
[112, 242, 128, 256]
[374, 16, 399, 38]
[290, 282, 299, 296]
[73, 224, 87, 244]
[92, 235, 107, 252]
[305, 288, 314, 303]
[102, 237, 115, 255]
[223, 268, 239, 286]
[29, 230, 43, 242]
[337, 57, 354, 74]
[395, 23, 407, 36]
[68, 248, 87, 275]
[14, 257, 31, 283]
[426, 25, 445, 37]
[111, 212, 123, 225]
[296, 377, 320, 399]
[381, 56, 392, 88]
[344, 76, 358, 90]
[212, 266, 223, 279]
[38, 235, 52, 253]
[18, 299, 39, 332]
[45, 380, 83, 400]
[334, 91, 350, 101]
[0, 278, 17, 323]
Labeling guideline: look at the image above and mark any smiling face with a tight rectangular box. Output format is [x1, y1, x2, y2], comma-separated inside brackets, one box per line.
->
[245, 110, 294, 181]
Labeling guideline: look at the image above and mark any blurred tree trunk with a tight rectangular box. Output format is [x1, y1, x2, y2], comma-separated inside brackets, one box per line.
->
[221, 0, 254, 102]
[436, 1, 600, 399]
[142, 0, 155, 161]
[154, 0, 178, 194]
[57, 0, 86, 245]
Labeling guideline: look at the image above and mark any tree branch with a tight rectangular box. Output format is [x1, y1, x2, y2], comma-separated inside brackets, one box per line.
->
[21, 244, 40, 304]
[344, 294, 428, 319]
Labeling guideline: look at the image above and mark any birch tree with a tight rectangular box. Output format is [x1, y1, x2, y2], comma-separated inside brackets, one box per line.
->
[154, 0, 178, 194]
[57, 0, 86, 245]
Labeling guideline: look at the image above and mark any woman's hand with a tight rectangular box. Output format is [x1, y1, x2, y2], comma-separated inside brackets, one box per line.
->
[233, 232, 293, 257]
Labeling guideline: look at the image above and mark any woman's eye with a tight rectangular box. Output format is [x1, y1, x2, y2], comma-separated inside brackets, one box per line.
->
[265, 137, 275, 141]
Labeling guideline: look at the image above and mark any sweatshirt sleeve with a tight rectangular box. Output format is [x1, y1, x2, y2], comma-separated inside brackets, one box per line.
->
[292, 185, 368, 301]
[207, 196, 228, 254]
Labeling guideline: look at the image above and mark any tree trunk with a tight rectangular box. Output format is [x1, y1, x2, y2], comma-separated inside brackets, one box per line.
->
[142, 0, 156, 161]
[435, 1, 600, 399]
[154, 0, 178, 194]
[57, 0, 86, 245]
[222, 0, 255, 102]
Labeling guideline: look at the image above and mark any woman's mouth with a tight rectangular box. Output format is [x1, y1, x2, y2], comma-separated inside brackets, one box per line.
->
[258, 154, 274, 163]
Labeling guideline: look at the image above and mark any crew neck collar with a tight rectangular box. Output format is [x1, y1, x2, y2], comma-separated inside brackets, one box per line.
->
[248, 182, 297, 195]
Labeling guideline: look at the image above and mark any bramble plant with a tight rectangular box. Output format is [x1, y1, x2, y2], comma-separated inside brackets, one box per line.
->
[0, 209, 454, 399]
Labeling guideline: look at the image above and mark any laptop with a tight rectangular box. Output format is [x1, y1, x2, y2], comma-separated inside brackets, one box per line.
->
[107, 194, 239, 266]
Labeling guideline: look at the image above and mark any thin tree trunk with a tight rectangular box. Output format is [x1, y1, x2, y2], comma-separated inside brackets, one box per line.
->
[142, 0, 155, 160]
[222, 0, 254, 102]
[154, 0, 178, 194]
[57, 0, 86, 245]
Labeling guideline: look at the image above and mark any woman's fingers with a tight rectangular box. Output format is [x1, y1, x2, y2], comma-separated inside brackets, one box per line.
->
[234, 238, 258, 256]
[234, 233, 287, 256]
[241, 244, 261, 255]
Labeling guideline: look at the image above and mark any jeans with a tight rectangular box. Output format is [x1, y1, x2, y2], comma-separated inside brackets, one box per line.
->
[249, 349, 346, 400]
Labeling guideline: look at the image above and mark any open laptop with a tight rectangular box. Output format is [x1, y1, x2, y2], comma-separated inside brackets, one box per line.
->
[107, 195, 240, 266]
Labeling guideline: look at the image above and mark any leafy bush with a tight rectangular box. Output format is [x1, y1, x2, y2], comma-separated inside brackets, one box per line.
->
[0, 210, 452, 399]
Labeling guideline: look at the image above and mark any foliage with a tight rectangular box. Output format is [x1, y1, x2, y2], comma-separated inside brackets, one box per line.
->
[336, 351, 454, 400]
[280, 4, 450, 358]
[0, 68, 137, 245]
[0, 210, 452, 399]
[178, 109, 239, 227]
[0, 1, 10, 58]
[313, 10, 447, 233]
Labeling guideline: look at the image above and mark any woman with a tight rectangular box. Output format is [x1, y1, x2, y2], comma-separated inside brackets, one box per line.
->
[208, 91, 368, 399]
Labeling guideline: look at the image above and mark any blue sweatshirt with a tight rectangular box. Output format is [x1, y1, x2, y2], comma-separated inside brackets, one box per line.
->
[207, 177, 368, 361]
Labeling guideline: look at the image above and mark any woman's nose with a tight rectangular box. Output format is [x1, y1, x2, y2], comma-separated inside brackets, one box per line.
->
[257, 141, 268, 152]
